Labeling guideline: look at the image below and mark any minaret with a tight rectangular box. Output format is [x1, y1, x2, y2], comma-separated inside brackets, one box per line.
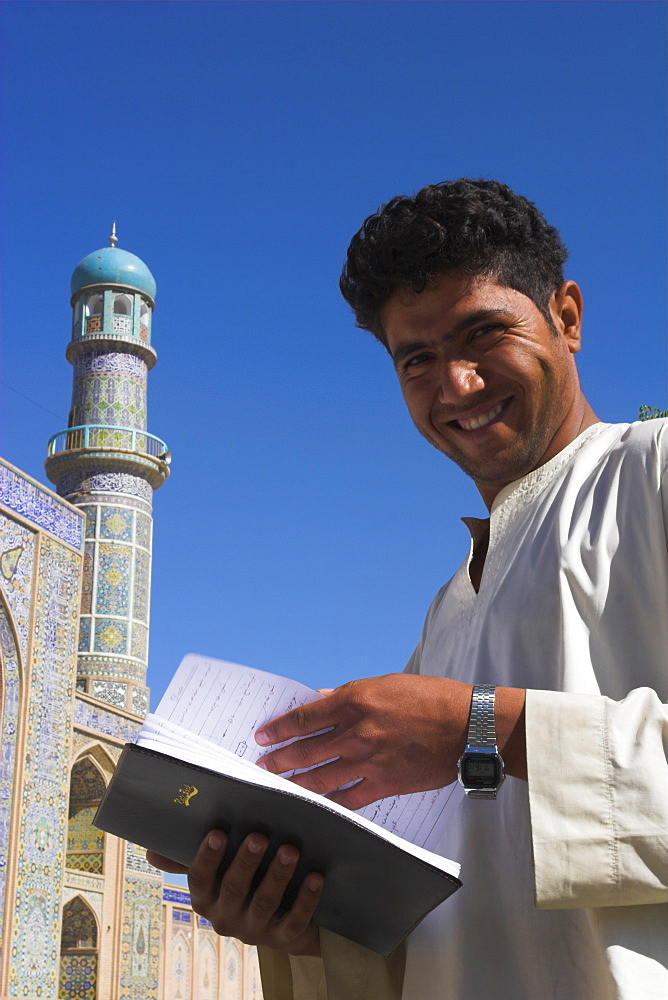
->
[45, 228, 170, 717]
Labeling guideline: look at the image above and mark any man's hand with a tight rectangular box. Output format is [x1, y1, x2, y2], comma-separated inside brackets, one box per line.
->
[255, 673, 474, 809]
[146, 832, 323, 956]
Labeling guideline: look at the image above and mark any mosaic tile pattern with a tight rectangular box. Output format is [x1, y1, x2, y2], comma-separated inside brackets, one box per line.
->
[77, 655, 146, 683]
[66, 758, 105, 875]
[58, 472, 154, 505]
[78, 617, 91, 652]
[132, 549, 151, 622]
[80, 507, 98, 540]
[81, 543, 94, 615]
[64, 873, 105, 894]
[135, 512, 152, 551]
[9, 536, 81, 996]
[100, 507, 133, 541]
[71, 350, 148, 431]
[71, 730, 122, 762]
[198, 938, 217, 1000]
[0, 513, 36, 661]
[0, 460, 83, 550]
[96, 543, 131, 616]
[120, 876, 161, 1000]
[74, 350, 147, 379]
[131, 623, 148, 662]
[94, 618, 128, 654]
[59, 953, 97, 999]
[131, 686, 149, 718]
[163, 889, 190, 905]
[0, 607, 21, 951]
[61, 895, 98, 948]
[126, 842, 161, 877]
[90, 679, 127, 709]
[73, 697, 142, 743]
[170, 931, 191, 1000]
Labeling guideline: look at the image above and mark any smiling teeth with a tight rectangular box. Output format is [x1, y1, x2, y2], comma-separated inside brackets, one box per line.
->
[458, 402, 503, 431]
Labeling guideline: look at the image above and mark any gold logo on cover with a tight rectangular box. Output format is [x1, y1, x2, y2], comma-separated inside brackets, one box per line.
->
[174, 785, 199, 806]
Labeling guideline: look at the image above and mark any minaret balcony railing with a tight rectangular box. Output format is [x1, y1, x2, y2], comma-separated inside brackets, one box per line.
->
[47, 424, 170, 461]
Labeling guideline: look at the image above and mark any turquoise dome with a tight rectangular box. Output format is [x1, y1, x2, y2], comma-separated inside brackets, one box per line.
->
[71, 246, 156, 300]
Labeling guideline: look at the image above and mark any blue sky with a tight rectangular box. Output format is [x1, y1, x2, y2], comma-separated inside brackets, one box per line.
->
[1, 0, 666, 705]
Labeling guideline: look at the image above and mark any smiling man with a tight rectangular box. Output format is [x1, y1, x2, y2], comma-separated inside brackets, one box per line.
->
[149, 181, 668, 999]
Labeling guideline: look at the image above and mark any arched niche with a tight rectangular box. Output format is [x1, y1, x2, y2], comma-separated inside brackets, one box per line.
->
[85, 294, 104, 316]
[113, 293, 132, 316]
[59, 895, 99, 1000]
[66, 757, 106, 874]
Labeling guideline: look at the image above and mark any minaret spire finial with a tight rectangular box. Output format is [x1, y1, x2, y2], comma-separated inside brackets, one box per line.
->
[108, 222, 118, 247]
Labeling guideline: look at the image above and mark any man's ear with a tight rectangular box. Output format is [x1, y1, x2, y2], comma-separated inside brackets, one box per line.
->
[550, 281, 583, 354]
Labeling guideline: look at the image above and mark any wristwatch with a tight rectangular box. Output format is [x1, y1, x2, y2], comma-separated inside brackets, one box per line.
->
[457, 684, 505, 799]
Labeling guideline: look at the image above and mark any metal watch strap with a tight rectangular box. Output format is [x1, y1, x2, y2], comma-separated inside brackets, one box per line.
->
[458, 684, 505, 799]
[466, 684, 497, 749]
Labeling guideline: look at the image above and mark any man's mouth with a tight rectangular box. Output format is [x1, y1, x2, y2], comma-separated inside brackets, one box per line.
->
[453, 400, 505, 432]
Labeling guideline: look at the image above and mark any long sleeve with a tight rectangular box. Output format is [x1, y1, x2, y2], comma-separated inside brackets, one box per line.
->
[258, 935, 404, 1000]
[526, 686, 668, 909]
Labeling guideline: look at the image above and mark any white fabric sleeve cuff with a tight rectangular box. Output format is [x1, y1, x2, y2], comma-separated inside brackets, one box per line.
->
[526, 687, 668, 909]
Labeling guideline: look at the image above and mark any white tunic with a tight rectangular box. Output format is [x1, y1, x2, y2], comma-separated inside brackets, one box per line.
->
[261, 420, 668, 1000]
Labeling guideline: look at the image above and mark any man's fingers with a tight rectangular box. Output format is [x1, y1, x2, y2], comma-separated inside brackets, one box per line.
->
[216, 833, 269, 909]
[273, 871, 324, 947]
[285, 759, 363, 798]
[326, 779, 383, 811]
[187, 830, 229, 906]
[255, 697, 335, 747]
[247, 844, 299, 920]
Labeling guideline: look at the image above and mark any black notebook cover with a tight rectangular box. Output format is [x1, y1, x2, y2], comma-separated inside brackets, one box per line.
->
[94, 744, 461, 955]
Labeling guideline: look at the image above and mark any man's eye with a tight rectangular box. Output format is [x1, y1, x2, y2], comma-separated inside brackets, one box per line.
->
[469, 324, 503, 342]
[404, 353, 431, 369]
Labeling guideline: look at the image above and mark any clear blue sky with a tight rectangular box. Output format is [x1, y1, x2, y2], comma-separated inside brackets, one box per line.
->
[1, 1, 666, 706]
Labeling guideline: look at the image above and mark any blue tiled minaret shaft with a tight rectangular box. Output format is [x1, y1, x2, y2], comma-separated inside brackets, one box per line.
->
[45, 227, 170, 717]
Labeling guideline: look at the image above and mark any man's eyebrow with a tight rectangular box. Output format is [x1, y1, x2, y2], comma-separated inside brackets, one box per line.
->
[390, 309, 511, 367]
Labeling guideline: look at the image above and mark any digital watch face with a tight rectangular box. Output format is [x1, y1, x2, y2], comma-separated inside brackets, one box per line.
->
[461, 753, 501, 788]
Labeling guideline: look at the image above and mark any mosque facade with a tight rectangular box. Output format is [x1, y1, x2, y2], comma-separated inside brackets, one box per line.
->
[0, 236, 262, 998]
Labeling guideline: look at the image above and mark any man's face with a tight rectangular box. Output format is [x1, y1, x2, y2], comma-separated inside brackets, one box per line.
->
[382, 272, 585, 505]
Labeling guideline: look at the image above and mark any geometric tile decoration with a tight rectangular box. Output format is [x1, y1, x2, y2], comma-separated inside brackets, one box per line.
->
[66, 759, 105, 874]
[0, 460, 84, 550]
[81, 542, 94, 614]
[163, 889, 191, 905]
[197, 937, 218, 1000]
[7, 528, 82, 997]
[96, 543, 132, 616]
[94, 618, 128, 654]
[131, 623, 149, 663]
[61, 894, 98, 949]
[135, 512, 152, 551]
[90, 679, 127, 709]
[132, 549, 151, 622]
[73, 698, 142, 743]
[170, 929, 192, 1000]
[100, 507, 133, 541]
[57, 472, 154, 505]
[131, 686, 149, 718]
[0, 606, 21, 952]
[119, 876, 162, 1000]
[78, 617, 92, 652]
[58, 953, 98, 1000]
[0, 511, 36, 662]
[81, 506, 98, 540]
[59, 895, 99, 1000]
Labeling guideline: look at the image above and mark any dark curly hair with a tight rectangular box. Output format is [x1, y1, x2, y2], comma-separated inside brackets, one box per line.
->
[339, 179, 568, 344]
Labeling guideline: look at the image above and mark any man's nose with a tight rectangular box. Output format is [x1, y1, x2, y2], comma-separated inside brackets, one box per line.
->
[437, 359, 485, 404]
